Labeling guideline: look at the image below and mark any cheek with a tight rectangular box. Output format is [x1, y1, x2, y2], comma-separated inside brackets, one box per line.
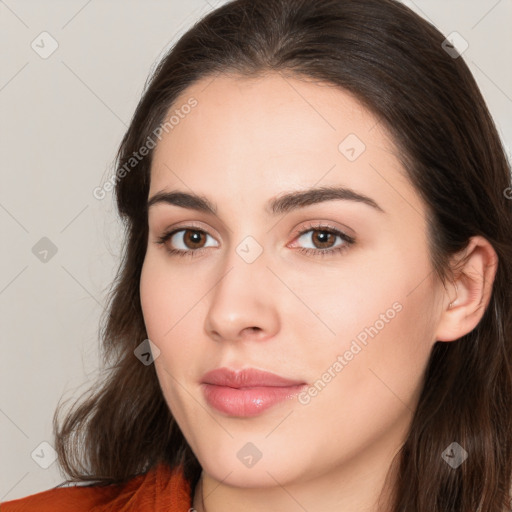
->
[140, 256, 208, 431]
[328, 281, 436, 418]
[139, 253, 206, 373]
[139, 256, 169, 340]
[302, 246, 437, 396]
[293, 290, 435, 452]
[140, 253, 197, 339]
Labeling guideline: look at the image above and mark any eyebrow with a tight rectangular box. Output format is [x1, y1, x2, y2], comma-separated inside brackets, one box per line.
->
[147, 186, 385, 216]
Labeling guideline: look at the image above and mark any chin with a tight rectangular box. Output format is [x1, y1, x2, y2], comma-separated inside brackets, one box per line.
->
[193, 439, 312, 488]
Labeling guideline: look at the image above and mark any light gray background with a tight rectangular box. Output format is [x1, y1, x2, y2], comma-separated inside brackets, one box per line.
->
[1, 0, 511, 502]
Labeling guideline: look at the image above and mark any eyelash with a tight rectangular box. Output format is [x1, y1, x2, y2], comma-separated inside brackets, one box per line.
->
[155, 222, 355, 259]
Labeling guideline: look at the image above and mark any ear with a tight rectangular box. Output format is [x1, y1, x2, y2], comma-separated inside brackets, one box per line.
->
[435, 235, 498, 342]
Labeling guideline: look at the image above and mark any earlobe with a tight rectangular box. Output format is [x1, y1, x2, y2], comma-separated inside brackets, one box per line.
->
[435, 236, 498, 342]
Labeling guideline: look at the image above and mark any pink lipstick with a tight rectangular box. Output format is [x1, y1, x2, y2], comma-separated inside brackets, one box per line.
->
[201, 367, 307, 417]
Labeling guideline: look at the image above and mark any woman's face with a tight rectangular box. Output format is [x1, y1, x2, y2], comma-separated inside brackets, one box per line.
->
[140, 72, 446, 491]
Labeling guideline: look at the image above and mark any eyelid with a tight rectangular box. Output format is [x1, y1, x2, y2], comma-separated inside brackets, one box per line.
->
[157, 220, 220, 239]
[288, 221, 354, 243]
[155, 220, 356, 256]
[156, 220, 352, 241]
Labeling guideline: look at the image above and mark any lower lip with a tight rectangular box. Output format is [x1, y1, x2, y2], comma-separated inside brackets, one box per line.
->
[201, 383, 306, 417]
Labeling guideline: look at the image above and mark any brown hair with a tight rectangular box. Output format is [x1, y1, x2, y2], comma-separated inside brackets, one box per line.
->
[53, 0, 512, 510]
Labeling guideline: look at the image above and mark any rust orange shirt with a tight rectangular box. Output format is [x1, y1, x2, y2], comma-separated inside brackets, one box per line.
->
[0, 463, 193, 512]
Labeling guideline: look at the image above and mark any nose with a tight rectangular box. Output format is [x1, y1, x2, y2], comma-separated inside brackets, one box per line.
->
[204, 250, 280, 344]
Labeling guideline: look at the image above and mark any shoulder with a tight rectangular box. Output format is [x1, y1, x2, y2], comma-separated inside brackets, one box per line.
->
[0, 462, 192, 512]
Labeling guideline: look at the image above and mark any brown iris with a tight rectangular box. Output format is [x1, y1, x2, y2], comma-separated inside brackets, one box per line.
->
[310, 230, 336, 249]
[183, 229, 207, 249]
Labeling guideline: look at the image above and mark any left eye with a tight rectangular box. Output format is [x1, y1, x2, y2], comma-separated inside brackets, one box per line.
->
[295, 228, 348, 250]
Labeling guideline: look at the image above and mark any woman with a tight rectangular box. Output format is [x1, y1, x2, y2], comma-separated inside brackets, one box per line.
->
[3, 0, 511, 510]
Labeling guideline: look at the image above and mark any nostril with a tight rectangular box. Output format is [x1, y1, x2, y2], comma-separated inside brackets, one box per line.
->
[244, 326, 261, 334]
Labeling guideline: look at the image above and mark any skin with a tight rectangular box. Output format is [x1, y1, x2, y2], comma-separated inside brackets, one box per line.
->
[139, 72, 497, 512]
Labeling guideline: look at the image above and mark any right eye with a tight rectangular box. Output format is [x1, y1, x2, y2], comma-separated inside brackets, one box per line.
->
[155, 227, 219, 257]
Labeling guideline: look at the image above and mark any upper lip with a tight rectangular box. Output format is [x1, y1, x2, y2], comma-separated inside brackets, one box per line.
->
[201, 367, 306, 388]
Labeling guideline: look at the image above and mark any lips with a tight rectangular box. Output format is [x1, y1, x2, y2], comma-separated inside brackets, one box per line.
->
[200, 367, 307, 417]
[201, 367, 305, 388]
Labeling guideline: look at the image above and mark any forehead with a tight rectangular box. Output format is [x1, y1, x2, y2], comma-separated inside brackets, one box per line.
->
[151, 71, 384, 169]
[148, 72, 421, 219]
